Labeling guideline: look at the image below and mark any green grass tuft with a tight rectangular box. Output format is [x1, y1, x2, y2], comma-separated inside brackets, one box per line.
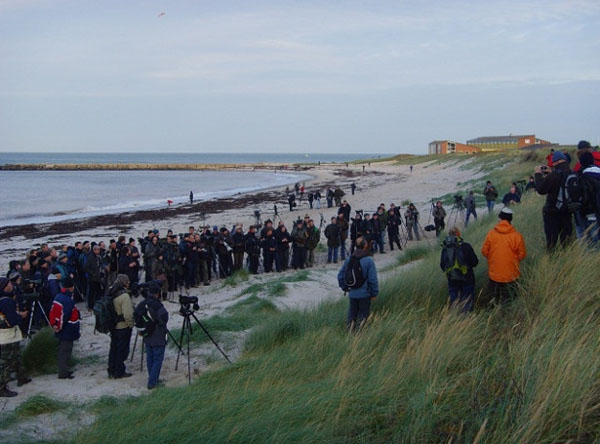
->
[14, 395, 66, 417]
[22, 327, 60, 375]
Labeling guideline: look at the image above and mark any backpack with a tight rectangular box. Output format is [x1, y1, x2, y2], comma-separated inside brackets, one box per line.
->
[344, 256, 366, 290]
[134, 300, 157, 338]
[93, 296, 120, 334]
[441, 236, 468, 282]
[580, 172, 600, 216]
[556, 172, 584, 214]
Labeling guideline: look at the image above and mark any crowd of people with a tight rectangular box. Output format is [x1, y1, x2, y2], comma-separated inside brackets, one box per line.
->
[2, 141, 598, 398]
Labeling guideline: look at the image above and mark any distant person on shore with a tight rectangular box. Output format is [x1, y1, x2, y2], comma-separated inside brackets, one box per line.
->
[288, 193, 296, 212]
[502, 186, 521, 206]
[189, 191, 193, 204]
[338, 237, 379, 331]
[410, 165, 413, 173]
[0, 278, 31, 398]
[314, 190, 322, 209]
[464, 191, 477, 227]
[481, 208, 526, 305]
[483, 181, 498, 213]
[440, 228, 478, 313]
[351, 183, 356, 195]
[49, 276, 80, 380]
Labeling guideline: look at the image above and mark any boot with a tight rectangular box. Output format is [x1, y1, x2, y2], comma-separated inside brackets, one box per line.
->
[0, 387, 18, 397]
[17, 377, 32, 387]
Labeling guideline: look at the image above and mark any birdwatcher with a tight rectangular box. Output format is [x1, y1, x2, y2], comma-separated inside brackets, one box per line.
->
[440, 228, 479, 312]
[140, 284, 169, 390]
[338, 237, 379, 331]
[481, 208, 526, 305]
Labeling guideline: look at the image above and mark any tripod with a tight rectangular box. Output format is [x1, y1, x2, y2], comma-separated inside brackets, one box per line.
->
[130, 327, 184, 372]
[175, 308, 231, 384]
[448, 200, 465, 227]
[24, 294, 50, 338]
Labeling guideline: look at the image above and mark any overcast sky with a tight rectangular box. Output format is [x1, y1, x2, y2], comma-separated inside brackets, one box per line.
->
[1, 0, 599, 154]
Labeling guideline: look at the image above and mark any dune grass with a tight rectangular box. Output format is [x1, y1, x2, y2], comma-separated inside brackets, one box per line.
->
[22, 327, 60, 375]
[78, 152, 600, 443]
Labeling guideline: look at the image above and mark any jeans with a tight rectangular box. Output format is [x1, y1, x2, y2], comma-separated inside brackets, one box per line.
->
[340, 239, 347, 260]
[486, 200, 495, 213]
[145, 344, 165, 389]
[375, 232, 384, 253]
[108, 328, 132, 377]
[327, 247, 339, 263]
[465, 209, 477, 227]
[347, 297, 371, 330]
[448, 283, 475, 313]
[57, 339, 74, 378]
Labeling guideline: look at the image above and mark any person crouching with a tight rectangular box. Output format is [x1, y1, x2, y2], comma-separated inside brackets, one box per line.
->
[107, 274, 134, 379]
[49, 276, 80, 379]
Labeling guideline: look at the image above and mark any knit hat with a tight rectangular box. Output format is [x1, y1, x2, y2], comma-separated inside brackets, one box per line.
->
[7, 271, 21, 282]
[212, 225, 218, 232]
[63, 276, 75, 288]
[0, 277, 9, 292]
[552, 151, 567, 163]
[499, 207, 513, 222]
[58, 253, 68, 261]
[580, 152, 594, 169]
[578, 140, 592, 151]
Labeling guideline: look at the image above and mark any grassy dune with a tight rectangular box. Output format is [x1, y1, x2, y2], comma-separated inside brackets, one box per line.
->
[78, 151, 600, 443]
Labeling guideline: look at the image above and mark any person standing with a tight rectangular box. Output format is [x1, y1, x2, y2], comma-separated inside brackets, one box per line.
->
[337, 213, 349, 260]
[314, 190, 322, 209]
[534, 151, 574, 250]
[464, 191, 477, 227]
[231, 225, 246, 272]
[0, 278, 31, 397]
[432, 201, 447, 237]
[275, 224, 292, 271]
[404, 204, 421, 241]
[325, 217, 341, 264]
[291, 220, 308, 270]
[107, 275, 134, 379]
[306, 219, 320, 267]
[189, 191, 194, 204]
[440, 228, 479, 312]
[84, 244, 104, 312]
[141, 284, 169, 390]
[483, 181, 498, 213]
[245, 226, 260, 274]
[481, 208, 526, 304]
[351, 183, 356, 195]
[49, 277, 80, 380]
[307, 192, 314, 209]
[386, 209, 402, 250]
[337, 237, 379, 331]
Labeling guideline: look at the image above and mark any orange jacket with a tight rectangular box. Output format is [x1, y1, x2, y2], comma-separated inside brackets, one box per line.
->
[481, 220, 526, 283]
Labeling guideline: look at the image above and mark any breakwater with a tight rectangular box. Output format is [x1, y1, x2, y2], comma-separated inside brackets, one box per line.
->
[0, 163, 313, 171]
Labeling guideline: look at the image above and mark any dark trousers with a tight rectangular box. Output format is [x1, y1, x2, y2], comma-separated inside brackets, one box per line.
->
[0, 341, 26, 390]
[145, 344, 165, 389]
[388, 229, 401, 250]
[233, 252, 244, 271]
[248, 254, 259, 274]
[487, 279, 516, 305]
[448, 283, 475, 313]
[543, 210, 573, 251]
[434, 217, 445, 237]
[347, 297, 371, 330]
[278, 249, 289, 271]
[57, 339, 74, 377]
[108, 327, 132, 378]
[292, 246, 306, 269]
[87, 281, 101, 310]
[263, 251, 277, 272]
[185, 261, 196, 288]
[218, 254, 233, 278]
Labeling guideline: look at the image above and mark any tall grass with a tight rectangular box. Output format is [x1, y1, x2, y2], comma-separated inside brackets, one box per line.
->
[79, 153, 600, 443]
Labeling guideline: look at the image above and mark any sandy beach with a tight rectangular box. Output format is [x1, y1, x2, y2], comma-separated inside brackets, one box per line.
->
[0, 157, 483, 441]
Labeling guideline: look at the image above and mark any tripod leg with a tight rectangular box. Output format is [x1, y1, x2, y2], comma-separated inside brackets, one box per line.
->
[187, 326, 191, 385]
[191, 313, 231, 363]
[140, 340, 144, 373]
[130, 333, 138, 362]
[37, 300, 50, 326]
[27, 300, 35, 337]
[175, 317, 187, 371]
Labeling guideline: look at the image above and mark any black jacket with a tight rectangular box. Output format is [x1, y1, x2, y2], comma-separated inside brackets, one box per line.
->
[535, 163, 571, 213]
[142, 297, 169, 347]
[440, 240, 479, 285]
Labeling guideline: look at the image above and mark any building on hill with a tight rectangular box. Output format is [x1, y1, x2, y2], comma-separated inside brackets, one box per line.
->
[428, 140, 481, 155]
[466, 134, 552, 152]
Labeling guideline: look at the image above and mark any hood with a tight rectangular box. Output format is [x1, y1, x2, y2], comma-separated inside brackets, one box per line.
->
[494, 220, 515, 234]
[352, 249, 370, 260]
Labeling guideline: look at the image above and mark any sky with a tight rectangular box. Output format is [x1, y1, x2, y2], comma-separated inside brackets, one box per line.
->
[0, 0, 599, 154]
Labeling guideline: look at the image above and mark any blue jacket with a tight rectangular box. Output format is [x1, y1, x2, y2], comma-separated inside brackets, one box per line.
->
[0, 293, 21, 327]
[49, 290, 81, 341]
[337, 252, 379, 299]
[48, 274, 62, 299]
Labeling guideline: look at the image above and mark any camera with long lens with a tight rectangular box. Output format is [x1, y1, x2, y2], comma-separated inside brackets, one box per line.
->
[179, 295, 200, 314]
[133, 279, 163, 298]
[254, 209, 261, 219]
[454, 195, 463, 204]
[21, 279, 42, 299]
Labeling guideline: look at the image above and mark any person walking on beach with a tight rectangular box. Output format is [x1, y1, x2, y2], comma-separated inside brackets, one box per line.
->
[481, 208, 526, 305]
[338, 237, 379, 331]
[464, 191, 477, 227]
[189, 191, 193, 204]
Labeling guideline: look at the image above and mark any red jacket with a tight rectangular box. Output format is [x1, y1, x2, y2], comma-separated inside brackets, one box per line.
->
[573, 151, 600, 172]
[546, 153, 554, 167]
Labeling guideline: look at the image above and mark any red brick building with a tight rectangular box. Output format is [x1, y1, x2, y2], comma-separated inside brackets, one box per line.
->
[428, 140, 481, 155]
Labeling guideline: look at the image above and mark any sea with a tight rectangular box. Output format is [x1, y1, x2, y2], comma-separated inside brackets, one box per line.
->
[0, 152, 384, 227]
